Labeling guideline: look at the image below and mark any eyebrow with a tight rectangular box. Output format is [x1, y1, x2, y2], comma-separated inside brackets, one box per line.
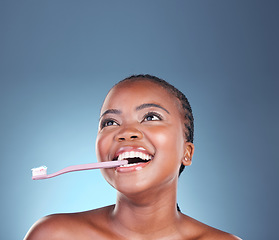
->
[135, 103, 170, 114]
[100, 103, 170, 119]
[100, 109, 122, 119]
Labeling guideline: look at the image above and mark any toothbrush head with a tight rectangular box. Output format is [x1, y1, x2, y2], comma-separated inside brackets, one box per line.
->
[31, 166, 47, 179]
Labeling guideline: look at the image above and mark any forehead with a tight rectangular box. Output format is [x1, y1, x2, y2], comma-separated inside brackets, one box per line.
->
[101, 80, 179, 112]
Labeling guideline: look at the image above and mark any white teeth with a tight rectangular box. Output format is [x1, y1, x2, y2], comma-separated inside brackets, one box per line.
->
[117, 151, 152, 162]
[120, 162, 142, 167]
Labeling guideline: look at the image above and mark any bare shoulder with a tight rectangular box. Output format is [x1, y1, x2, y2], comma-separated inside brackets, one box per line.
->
[200, 230, 242, 240]
[24, 214, 72, 240]
[24, 205, 115, 240]
[24, 212, 89, 240]
[179, 213, 242, 240]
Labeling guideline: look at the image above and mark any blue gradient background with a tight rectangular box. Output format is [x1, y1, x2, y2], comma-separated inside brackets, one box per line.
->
[1, 1, 278, 239]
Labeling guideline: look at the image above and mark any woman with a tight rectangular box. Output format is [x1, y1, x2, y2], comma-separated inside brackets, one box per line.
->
[25, 75, 241, 239]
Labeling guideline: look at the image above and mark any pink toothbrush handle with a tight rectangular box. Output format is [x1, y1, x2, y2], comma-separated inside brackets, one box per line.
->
[32, 160, 128, 180]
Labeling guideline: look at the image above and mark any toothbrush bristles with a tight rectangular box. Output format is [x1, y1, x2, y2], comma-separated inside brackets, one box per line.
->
[31, 166, 47, 177]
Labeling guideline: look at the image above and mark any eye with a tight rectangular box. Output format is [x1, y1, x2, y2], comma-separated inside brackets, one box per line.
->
[142, 112, 162, 122]
[100, 119, 119, 129]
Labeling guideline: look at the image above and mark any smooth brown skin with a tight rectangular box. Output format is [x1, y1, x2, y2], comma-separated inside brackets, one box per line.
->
[25, 80, 241, 240]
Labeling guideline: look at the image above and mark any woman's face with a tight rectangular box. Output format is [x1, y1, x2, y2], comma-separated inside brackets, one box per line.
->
[96, 80, 193, 195]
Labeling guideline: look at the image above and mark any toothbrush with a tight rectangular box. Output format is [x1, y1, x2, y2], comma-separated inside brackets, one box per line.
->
[31, 160, 128, 180]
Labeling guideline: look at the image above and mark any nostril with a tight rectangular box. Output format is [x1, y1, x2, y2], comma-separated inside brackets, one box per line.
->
[115, 128, 143, 142]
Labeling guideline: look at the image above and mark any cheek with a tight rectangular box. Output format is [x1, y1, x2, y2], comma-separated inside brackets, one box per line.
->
[148, 125, 185, 159]
[95, 132, 113, 162]
[95, 133, 116, 187]
[152, 130, 170, 149]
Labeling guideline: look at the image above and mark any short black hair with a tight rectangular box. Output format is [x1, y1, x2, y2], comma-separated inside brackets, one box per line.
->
[117, 74, 194, 176]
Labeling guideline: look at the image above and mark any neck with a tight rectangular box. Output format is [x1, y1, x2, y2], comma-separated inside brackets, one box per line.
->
[109, 179, 182, 238]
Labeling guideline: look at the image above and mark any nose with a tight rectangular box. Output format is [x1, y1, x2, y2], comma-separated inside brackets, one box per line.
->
[114, 126, 143, 142]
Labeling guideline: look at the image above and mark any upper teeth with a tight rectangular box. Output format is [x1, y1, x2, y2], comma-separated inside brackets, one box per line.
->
[117, 151, 152, 161]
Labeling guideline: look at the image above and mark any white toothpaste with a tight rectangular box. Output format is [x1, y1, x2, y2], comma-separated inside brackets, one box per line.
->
[31, 166, 47, 177]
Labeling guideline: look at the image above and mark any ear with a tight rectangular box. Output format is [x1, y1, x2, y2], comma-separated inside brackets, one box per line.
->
[182, 142, 194, 166]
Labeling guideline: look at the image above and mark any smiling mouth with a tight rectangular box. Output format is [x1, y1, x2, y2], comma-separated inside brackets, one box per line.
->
[114, 151, 153, 167]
